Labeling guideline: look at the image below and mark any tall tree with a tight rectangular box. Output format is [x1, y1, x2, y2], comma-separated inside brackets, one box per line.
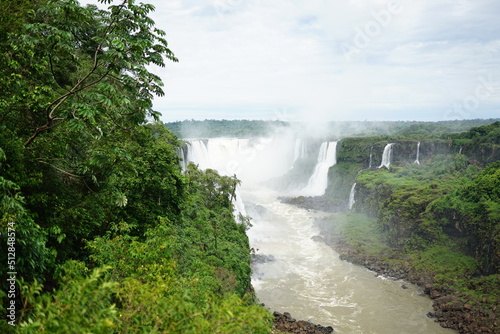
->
[0, 0, 179, 271]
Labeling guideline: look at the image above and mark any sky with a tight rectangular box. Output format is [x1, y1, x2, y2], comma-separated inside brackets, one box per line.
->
[80, 0, 500, 122]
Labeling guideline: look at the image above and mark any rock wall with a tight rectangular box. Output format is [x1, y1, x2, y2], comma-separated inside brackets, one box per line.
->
[324, 136, 499, 209]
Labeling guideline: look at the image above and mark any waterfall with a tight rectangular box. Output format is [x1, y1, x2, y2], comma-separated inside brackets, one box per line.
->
[300, 141, 337, 196]
[183, 137, 300, 216]
[414, 141, 421, 165]
[175, 147, 187, 171]
[185, 138, 251, 217]
[291, 138, 306, 168]
[348, 183, 356, 210]
[459, 146, 463, 154]
[186, 139, 211, 170]
[233, 188, 247, 217]
[368, 146, 373, 169]
[378, 143, 394, 169]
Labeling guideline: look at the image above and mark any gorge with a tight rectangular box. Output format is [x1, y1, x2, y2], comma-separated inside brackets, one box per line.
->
[178, 129, 496, 333]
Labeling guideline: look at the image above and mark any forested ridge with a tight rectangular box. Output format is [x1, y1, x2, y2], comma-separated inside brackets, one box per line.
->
[0, 0, 271, 332]
[166, 119, 500, 139]
[319, 122, 500, 333]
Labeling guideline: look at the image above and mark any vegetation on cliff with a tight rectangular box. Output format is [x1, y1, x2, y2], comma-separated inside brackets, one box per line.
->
[321, 122, 499, 333]
[1, 0, 271, 332]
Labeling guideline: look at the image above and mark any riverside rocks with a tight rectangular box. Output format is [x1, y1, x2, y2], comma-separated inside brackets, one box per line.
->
[273, 311, 334, 334]
[278, 196, 343, 213]
[427, 286, 499, 334]
[314, 216, 499, 334]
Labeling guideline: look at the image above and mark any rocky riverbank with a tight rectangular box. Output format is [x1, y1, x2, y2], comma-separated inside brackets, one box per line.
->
[272, 311, 334, 334]
[314, 215, 499, 334]
[278, 196, 344, 213]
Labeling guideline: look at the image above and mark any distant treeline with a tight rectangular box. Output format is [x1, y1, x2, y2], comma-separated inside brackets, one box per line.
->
[166, 118, 500, 138]
[165, 119, 288, 138]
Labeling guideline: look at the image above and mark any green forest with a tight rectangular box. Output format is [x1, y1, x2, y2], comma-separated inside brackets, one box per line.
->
[0, 0, 271, 333]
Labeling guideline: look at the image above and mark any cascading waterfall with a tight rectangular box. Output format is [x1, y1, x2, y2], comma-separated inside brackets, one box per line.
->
[300, 141, 337, 196]
[368, 146, 373, 169]
[186, 139, 211, 170]
[175, 147, 187, 171]
[378, 143, 394, 169]
[183, 137, 299, 216]
[232, 188, 247, 217]
[291, 138, 306, 168]
[184, 138, 252, 216]
[348, 183, 356, 210]
[414, 142, 421, 165]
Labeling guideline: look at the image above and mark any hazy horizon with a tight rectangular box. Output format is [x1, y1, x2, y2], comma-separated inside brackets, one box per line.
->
[80, 0, 500, 122]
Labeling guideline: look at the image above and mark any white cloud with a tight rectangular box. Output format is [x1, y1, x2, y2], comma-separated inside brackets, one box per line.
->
[79, 0, 500, 121]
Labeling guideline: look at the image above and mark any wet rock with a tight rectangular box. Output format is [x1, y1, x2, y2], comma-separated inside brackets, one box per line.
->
[273, 311, 334, 334]
[311, 235, 325, 243]
[252, 254, 276, 264]
[279, 196, 343, 213]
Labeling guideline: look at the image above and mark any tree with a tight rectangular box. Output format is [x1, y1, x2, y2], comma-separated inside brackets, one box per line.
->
[450, 162, 500, 274]
[0, 0, 179, 261]
[1, 0, 177, 148]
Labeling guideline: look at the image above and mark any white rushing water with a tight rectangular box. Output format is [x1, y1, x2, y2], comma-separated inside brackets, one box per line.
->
[300, 141, 337, 196]
[183, 137, 456, 334]
[186, 139, 211, 170]
[368, 146, 373, 169]
[291, 138, 306, 168]
[348, 183, 356, 210]
[378, 143, 394, 169]
[175, 147, 187, 172]
[414, 141, 421, 165]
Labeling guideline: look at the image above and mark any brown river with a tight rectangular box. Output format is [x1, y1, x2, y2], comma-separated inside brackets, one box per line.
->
[244, 186, 456, 334]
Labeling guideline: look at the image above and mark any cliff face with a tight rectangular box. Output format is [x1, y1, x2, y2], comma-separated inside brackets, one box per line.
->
[324, 124, 500, 270]
[325, 134, 499, 210]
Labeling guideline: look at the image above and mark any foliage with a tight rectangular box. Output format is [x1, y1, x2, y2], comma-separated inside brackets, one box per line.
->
[17, 222, 272, 333]
[0, 130, 54, 283]
[328, 213, 391, 255]
[410, 246, 479, 285]
[325, 162, 362, 207]
[0, 0, 272, 331]
[0, 0, 179, 262]
[335, 123, 499, 319]
[458, 121, 500, 144]
[2, 0, 177, 147]
[18, 263, 118, 334]
[354, 153, 485, 249]
[430, 162, 500, 274]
